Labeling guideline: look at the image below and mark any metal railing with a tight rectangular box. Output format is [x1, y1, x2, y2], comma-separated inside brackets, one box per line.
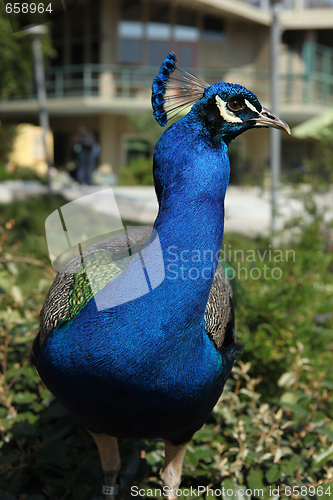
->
[240, 0, 333, 9]
[7, 57, 333, 107]
[304, 0, 333, 8]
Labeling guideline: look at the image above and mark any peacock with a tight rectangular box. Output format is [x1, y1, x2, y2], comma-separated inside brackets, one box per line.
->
[30, 52, 290, 499]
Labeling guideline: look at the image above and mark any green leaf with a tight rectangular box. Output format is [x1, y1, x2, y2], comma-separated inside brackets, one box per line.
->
[280, 391, 299, 405]
[266, 465, 280, 484]
[303, 433, 316, 447]
[314, 412, 327, 423]
[145, 450, 162, 466]
[289, 454, 305, 470]
[193, 445, 213, 462]
[10, 420, 38, 436]
[12, 391, 37, 405]
[321, 380, 333, 390]
[247, 469, 265, 490]
[322, 482, 333, 500]
[281, 402, 309, 417]
[312, 447, 333, 468]
[316, 427, 333, 441]
[222, 479, 251, 500]
[280, 460, 297, 477]
[184, 447, 198, 470]
[194, 425, 215, 442]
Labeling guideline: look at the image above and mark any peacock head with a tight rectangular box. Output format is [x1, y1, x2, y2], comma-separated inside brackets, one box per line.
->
[152, 52, 290, 144]
[195, 82, 290, 144]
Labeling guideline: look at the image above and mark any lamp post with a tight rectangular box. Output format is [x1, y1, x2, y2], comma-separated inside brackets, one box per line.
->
[24, 25, 52, 191]
[270, 3, 282, 242]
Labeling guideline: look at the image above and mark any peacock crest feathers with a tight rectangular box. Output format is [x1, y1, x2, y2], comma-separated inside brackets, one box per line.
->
[151, 52, 207, 127]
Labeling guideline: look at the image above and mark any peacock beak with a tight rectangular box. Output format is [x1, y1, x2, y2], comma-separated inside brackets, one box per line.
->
[253, 107, 291, 134]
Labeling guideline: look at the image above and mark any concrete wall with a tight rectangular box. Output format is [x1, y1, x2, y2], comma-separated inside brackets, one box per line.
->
[99, 114, 128, 172]
[100, 0, 119, 65]
[224, 21, 268, 71]
[243, 128, 270, 171]
[8, 125, 53, 175]
[197, 19, 270, 71]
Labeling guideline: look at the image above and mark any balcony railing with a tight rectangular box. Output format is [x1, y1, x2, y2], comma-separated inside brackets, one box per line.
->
[240, 0, 333, 9]
[6, 58, 333, 107]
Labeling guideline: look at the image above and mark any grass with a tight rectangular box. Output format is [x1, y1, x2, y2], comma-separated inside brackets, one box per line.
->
[0, 194, 332, 499]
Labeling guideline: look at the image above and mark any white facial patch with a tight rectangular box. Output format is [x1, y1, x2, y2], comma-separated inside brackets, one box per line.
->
[245, 99, 259, 114]
[215, 95, 243, 124]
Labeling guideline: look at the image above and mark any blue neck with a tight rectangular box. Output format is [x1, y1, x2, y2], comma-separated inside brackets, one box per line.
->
[152, 115, 230, 323]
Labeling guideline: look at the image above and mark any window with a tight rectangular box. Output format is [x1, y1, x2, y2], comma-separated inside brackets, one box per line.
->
[173, 7, 199, 68]
[72, 44, 84, 65]
[51, 0, 101, 66]
[116, 0, 226, 68]
[91, 0, 100, 37]
[52, 45, 64, 67]
[203, 16, 225, 41]
[91, 42, 100, 64]
[118, 0, 143, 63]
[72, 2, 85, 38]
[147, 1, 171, 66]
[52, 16, 64, 42]
[176, 45, 197, 67]
[175, 8, 199, 42]
[119, 39, 143, 64]
[121, 0, 141, 21]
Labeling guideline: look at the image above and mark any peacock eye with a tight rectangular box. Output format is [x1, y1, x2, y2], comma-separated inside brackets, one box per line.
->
[227, 99, 244, 112]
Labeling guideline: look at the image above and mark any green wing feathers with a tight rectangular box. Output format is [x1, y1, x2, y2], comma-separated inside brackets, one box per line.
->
[39, 227, 152, 345]
[39, 250, 129, 344]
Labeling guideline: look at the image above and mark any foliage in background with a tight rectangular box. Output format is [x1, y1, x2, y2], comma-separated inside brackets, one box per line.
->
[0, 126, 17, 165]
[227, 215, 333, 397]
[126, 113, 164, 155]
[0, 194, 332, 498]
[116, 113, 163, 186]
[117, 158, 154, 186]
[143, 353, 333, 499]
[304, 126, 333, 188]
[0, 163, 46, 183]
[286, 124, 333, 188]
[0, 2, 55, 100]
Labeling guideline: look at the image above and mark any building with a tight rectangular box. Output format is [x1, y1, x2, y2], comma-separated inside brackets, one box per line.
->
[2, 0, 333, 183]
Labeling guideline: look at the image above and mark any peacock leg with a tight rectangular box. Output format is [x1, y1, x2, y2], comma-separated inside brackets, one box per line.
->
[89, 431, 120, 500]
[160, 440, 188, 500]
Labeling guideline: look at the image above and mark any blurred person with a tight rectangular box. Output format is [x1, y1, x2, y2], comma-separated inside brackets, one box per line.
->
[71, 126, 99, 185]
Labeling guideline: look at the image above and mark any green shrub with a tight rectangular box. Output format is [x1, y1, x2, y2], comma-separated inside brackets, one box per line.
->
[117, 158, 154, 186]
[0, 164, 47, 183]
[0, 195, 332, 499]
[143, 348, 333, 499]
[0, 125, 17, 165]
